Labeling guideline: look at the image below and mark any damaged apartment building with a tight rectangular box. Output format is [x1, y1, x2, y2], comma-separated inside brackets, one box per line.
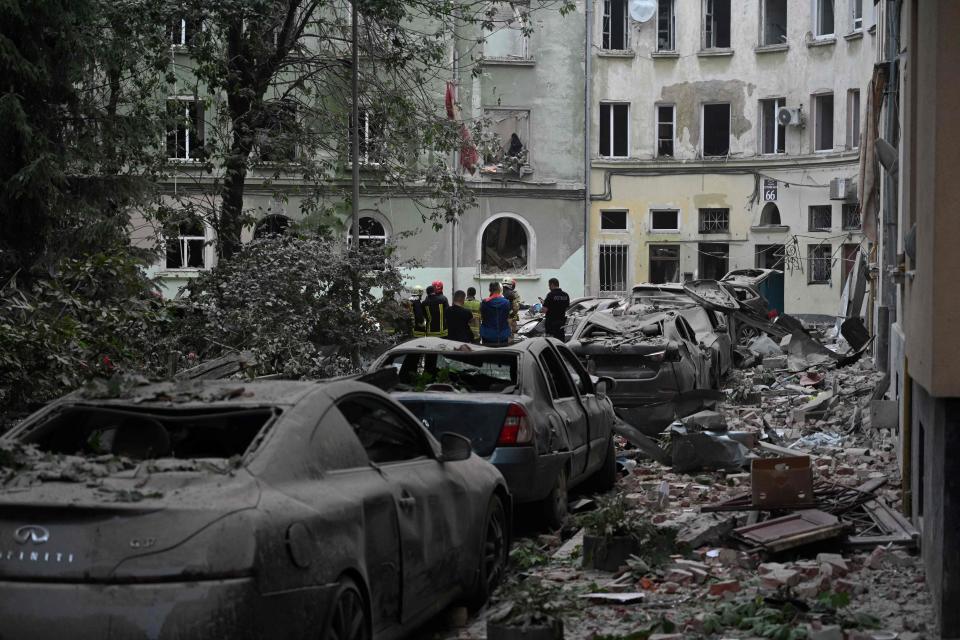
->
[136, 2, 587, 303]
[588, 0, 875, 317]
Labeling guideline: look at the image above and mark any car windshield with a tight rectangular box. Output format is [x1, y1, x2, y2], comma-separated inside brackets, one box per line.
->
[17, 405, 277, 461]
[682, 308, 715, 337]
[382, 351, 519, 392]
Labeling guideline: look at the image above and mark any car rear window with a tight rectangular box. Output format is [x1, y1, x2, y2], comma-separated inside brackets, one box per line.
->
[18, 405, 277, 461]
[382, 352, 518, 392]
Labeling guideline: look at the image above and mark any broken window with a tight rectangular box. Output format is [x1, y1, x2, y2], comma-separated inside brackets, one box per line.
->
[813, 93, 834, 151]
[808, 244, 832, 283]
[166, 97, 204, 160]
[760, 98, 786, 154]
[850, 0, 863, 31]
[538, 348, 576, 399]
[846, 89, 861, 149]
[170, 16, 199, 46]
[165, 220, 207, 270]
[598, 244, 628, 294]
[335, 396, 430, 464]
[699, 208, 730, 234]
[841, 243, 859, 289]
[703, 0, 731, 49]
[601, 210, 628, 231]
[599, 103, 629, 158]
[649, 245, 680, 283]
[257, 100, 298, 163]
[253, 214, 291, 239]
[809, 205, 832, 232]
[760, 0, 788, 46]
[602, 0, 628, 50]
[484, 1, 530, 59]
[814, 0, 835, 37]
[650, 209, 679, 232]
[348, 108, 384, 165]
[481, 216, 529, 274]
[842, 203, 861, 230]
[702, 103, 730, 157]
[383, 351, 519, 392]
[350, 216, 388, 248]
[657, 0, 676, 51]
[756, 244, 786, 269]
[656, 104, 675, 157]
[484, 108, 530, 164]
[698, 243, 729, 280]
[22, 405, 275, 461]
[759, 202, 782, 226]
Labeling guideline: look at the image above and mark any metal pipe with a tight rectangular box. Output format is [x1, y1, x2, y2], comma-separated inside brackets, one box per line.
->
[583, 0, 593, 297]
[350, 0, 360, 251]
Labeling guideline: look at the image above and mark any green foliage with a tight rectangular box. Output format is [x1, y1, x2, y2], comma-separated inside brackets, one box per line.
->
[701, 597, 808, 640]
[509, 539, 549, 570]
[576, 494, 678, 568]
[169, 234, 411, 378]
[0, 251, 169, 421]
[489, 577, 568, 628]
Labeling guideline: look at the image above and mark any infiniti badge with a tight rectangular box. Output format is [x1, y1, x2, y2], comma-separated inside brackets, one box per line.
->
[13, 525, 50, 545]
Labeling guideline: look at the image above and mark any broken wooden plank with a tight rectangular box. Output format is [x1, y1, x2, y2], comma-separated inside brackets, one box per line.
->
[552, 528, 585, 560]
[757, 441, 824, 459]
[733, 509, 848, 553]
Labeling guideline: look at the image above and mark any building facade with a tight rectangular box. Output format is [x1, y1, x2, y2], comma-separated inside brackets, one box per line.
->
[136, 2, 587, 305]
[587, 0, 875, 317]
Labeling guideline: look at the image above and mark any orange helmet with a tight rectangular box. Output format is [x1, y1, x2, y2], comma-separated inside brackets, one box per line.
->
[431, 280, 444, 294]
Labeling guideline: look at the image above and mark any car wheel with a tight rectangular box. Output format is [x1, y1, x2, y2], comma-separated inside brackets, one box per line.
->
[324, 577, 370, 640]
[466, 496, 508, 611]
[737, 325, 760, 344]
[586, 436, 617, 493]
[540, 466, 568, 530]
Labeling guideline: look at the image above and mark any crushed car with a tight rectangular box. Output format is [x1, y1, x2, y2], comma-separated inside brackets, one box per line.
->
[0, 379, 510, 640]
[566, 309, 722, 436]
[370, 337, 618, 529]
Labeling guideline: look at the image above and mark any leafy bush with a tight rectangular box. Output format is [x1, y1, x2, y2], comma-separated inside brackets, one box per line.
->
[170, 234, 411, 378]
[0, 251, 169, 422]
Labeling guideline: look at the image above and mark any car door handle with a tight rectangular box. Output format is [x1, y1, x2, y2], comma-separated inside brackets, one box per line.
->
[398, 493, 416, 510]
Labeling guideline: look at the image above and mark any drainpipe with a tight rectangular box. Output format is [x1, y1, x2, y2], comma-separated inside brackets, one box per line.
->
[877, 0, 900, 372]
[583, 0, 593, 297]
[451, 9, 461, 293]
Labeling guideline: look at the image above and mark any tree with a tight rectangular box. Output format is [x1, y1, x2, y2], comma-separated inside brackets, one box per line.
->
[161, 0, 574, 260]
[0, 0, 171, 280]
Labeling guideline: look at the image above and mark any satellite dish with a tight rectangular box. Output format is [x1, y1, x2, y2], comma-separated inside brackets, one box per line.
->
[628, 0, 656, 22]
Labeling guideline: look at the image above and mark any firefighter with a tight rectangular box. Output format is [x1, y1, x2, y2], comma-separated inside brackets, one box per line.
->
[423, 285, 449, 337]
[410, 285, 427, 337]
[463, 286, 481, 334]
[501, 277, 521, 332]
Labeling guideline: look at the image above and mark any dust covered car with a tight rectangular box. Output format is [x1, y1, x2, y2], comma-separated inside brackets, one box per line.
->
[0, 379, 510, 640]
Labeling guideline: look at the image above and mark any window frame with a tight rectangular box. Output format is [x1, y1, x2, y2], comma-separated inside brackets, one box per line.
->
[334, 394, 436, 465]
[601, 0, 629, 50]
[598, 243, 629, 295]
[600, 209, 629, 233]
[649, 244, 681, 284]
[483, 0, 531, 59]
[657, 0, 676, 52]
[478, 213, 535, 276]
[349, 107, 384, 166]
[702, 0, 731, 50]
[701, 102, 731, 157]
[164, 220, 209, 271]
[808, 205, 833, 232]
[807, 244, 833, 284]
[483, 107, 532, 166]
[599, 102, 630, 159]
[759, 97, 786, 155]
[698, 208, 730, 234]
[813, 93, 835, 152]
[759, 0, 788, 47]
[166, 96, 204, 162]
[813, 0, 835, 38]
[850, 0, 863, 32]
[649, 209, 680, 233]
[537, 348, 576, 400]
[846, 89, 861, 150]
[841, 203, 861, 230]
[655, 103, 676, 158]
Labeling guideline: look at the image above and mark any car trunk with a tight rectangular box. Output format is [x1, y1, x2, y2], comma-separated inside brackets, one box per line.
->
[0, 471, 260, 582]
[394, 392, 519, 456]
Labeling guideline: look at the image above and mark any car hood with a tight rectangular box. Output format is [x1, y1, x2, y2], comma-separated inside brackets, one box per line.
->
[721, 268, 782, 286]
[0, 455, 260, 582]
[682, 279, 740, 311]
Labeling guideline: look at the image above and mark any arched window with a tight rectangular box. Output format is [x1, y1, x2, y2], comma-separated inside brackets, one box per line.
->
[759, 202, 781, 226]
[253, 214, 291, 238]
[480, 215, 531, 274]
[347, 215, 389, 248]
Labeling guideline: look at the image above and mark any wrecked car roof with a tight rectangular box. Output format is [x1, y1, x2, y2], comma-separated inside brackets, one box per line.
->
[722, 268, 782, 286]
[683, 279, 740, 311]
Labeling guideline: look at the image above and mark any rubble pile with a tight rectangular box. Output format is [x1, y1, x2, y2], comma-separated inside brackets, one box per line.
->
[436, 344, 934, 639]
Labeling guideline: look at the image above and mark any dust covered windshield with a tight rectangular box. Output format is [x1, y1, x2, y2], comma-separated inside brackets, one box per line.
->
[382, 351, 519, 392]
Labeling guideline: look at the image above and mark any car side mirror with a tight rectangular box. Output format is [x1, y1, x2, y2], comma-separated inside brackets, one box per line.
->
[439, 432, 472, 462]
[596, 376, 616, 395]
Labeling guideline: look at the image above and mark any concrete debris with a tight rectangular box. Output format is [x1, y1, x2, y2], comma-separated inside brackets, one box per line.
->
[669, 424, 749, 473]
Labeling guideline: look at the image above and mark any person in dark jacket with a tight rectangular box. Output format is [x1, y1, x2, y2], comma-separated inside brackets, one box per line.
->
[423, 285, 449, 337]
[541, 277, 570, 341]
[410, 285, 426, 337]
[446, 290, 475, 343]
[480, 281, 512, 346]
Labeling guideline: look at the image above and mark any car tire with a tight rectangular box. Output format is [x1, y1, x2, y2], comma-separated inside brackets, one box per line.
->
[466, 495, 509, 611]
[586, 436, 617, 493]
[540, 466, 568, 531]
[323, 576, 370, 640]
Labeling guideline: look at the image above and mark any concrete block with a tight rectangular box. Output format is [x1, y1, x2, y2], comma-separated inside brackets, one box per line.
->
[763, 355, 788, 370]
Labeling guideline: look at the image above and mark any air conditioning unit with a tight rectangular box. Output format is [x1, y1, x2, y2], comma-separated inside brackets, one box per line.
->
[776, 106, 804, 127]
[829, 177, 858, 200]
